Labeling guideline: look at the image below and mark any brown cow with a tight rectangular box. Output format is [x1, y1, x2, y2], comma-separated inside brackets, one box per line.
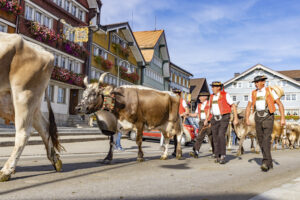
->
[76, 73, 183, 162]
[285, 123, 300, 149]
[0, 33, 63, 182]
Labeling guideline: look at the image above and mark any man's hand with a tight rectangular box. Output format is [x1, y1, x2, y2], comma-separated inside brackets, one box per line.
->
[246, 118, 251, 126]
[233, 118, 239, 126]
[281, 117, 286, 126]
[204, 119, 208, 126]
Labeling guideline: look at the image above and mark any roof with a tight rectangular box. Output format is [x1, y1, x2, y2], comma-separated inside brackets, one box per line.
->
[170, 62, 193, 77]
[190, 78, 208, 101]
[141, 49, 154, 63]
[133, 30, 164, 49]
[277, 70, 300, 81]
[224, 64, 300, 87]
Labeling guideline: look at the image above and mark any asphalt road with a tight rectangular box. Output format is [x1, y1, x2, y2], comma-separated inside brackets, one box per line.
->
[0, 138, 300, 200]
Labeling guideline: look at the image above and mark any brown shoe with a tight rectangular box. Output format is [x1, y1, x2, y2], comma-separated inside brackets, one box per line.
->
[219, 156, 226, 164]
[261, 163, 269, 172]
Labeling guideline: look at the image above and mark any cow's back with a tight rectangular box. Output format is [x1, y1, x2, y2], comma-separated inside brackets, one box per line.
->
[118, 86, 180, 128]
[0, 32, 54, 92]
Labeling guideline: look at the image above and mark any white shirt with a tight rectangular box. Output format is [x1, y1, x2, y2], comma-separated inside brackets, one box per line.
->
[181, 99, 188, 109]
[249, 87, 279, 111]
[195, 100, 208, 120]
[211, 92, 233, 116]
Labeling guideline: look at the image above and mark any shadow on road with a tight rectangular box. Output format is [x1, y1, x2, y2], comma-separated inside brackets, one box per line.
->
[248, 157, 280, 166]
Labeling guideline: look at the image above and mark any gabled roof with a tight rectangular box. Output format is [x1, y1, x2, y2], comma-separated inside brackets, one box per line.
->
[101, 22, 145, 65]
[133, 30, 164, 49]
[277, 70, 300, 81]
[170, 62, 193, 77]
[224, 64, 300, 87]
[141, 49, 154, 63]
[190, 78, 209, 101]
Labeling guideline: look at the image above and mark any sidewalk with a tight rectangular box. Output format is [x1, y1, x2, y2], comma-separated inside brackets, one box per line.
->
[0, 126, 128, 147]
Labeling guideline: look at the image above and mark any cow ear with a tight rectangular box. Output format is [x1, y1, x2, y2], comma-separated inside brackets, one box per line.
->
[83, 76, 89, 87]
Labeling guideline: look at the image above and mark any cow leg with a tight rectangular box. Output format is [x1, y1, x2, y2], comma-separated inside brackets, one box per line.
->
[160, 132, 169, 160]
[136, 124, 144, 162]
[175, 133, 183, 159]
[236, 135, 246, 156]
[0, 90, 35, 182]
[32, 110, 62, 171]
[271, 134, 275, 151]
[255, 138, 260, 154]
[251, 137, 255, 153]
[102, 135, 115, 164]
[226, 124, 232, 151]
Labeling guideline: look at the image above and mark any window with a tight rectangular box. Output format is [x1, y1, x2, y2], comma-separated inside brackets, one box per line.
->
[45, 85, 54, 102]
[233, 96, 237, 101]
[72, 5, 76, 16]
[244, 95, 248, 101]
[282, 81, 287, 86]
[64, 1, 70, 12]
[232, 82, 237, 88]
[61, 57, 66, 68]
[79, 10, 83, 21]
[238, 82, 242, 88]
[286, 94, 291, 101]
[35, 11, 42, 24]
[69, 60, 73, 71]
[25, 6, 33, 20]
[0, 23, 7, 32]
[292, 94, 296, 101]
[57, 88, 66, 103]
[56, 0, 62, 7]
[54, 54, 59, 66]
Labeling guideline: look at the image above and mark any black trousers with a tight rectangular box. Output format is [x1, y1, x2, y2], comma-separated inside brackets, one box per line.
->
[193, 121, 213, 153]
[255, 113, 274, 168]
[211, 114, 230, 157]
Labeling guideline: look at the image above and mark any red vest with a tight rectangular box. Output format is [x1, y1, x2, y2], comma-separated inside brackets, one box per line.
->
[179, 99, 186, 115]
[209, 91, 231, 115]
[197, 101, 212, 121]
[252, 87, 276, 113]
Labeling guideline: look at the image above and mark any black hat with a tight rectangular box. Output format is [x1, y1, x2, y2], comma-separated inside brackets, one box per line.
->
[252, 75, 268, 83]
[199, 92, 210, 96]
[210, 81, 223, 87]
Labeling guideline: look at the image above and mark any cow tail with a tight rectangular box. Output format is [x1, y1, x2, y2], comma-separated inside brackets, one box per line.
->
[45, 91, 64, 152]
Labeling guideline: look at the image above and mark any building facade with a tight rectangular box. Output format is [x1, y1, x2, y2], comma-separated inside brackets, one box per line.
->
[169, 62, 193, 101]
[90, 22, 145, 86]
[15, 0, 101, 125]
[0, 0, 19, 33]
[224, 64, 300, 117]
[133, 30, 170, 91]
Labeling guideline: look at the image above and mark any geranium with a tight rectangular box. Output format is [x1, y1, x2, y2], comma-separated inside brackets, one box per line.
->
[0, 0, 22, 15]
[120, 46, 129, 58]
[51, 66, 84, 87]
[26, 20, 59, 43]
[128, 72, 139, 82]
[94, 56, 113, 70]
[63, 40, 88, 58]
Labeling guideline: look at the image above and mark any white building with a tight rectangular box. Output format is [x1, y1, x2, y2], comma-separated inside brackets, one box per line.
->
[224, 64, 300, 116]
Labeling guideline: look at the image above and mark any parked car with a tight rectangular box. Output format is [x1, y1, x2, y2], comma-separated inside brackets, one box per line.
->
[127, 117, 196, 146]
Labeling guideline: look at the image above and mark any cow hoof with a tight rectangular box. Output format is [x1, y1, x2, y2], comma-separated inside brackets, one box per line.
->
[0, 172, 11, 182]
[54, 159, 63, 172]
[176, 154, 182, 160]
[236, 152, 241, 157]
[255, 151, 260, 154]
[137, 158, 144, 162]
[251, 148, 255, 153]
[160, 155, 168, 160]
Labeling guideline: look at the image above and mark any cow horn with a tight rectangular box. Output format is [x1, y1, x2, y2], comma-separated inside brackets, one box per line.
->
[83, 76, 89, 87]
[99, 72, 109, 84]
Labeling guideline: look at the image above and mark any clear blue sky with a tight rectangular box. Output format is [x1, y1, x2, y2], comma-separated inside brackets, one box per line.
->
[101, 0, 300, 84]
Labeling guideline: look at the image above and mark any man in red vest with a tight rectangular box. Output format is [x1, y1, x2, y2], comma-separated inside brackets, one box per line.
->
[172, 89, 189, 156]
[189, 92, 213, 158]
[204, 81, 238, 164]
[245, 75, 285, 172]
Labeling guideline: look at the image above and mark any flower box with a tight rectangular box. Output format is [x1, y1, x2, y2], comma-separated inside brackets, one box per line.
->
[94, 56, 113, 70]
[25, 20, 59, 43]
[0, 0, 22, 15]
[51, 66, 84, 87]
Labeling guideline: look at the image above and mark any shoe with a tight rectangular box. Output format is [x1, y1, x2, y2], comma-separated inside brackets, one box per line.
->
[189, 150, 199, 158]
[261, 163, 269, 172]
[219, 156, 226, 164]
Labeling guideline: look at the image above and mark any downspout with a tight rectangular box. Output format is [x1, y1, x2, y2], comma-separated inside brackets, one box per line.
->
[16, 0, 22, 33]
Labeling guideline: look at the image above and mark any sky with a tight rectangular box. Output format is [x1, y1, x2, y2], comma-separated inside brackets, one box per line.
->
[100, 0, 300, 83]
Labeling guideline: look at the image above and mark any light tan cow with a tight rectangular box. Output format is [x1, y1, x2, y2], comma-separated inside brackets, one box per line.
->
[0, 33, 63, 182]
[285, 123, 300, 149]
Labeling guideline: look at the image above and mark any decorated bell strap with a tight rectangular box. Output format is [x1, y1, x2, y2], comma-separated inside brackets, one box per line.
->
[102, 94, 115, 111]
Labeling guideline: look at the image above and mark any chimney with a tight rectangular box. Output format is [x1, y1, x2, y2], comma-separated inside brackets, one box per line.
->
[234, 72, 240, 77]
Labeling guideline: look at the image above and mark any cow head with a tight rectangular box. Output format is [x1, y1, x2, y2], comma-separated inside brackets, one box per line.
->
[75, 73, 108, 114]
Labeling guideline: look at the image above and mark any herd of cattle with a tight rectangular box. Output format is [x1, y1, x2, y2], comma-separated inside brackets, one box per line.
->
[0, 33, 299, 182]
